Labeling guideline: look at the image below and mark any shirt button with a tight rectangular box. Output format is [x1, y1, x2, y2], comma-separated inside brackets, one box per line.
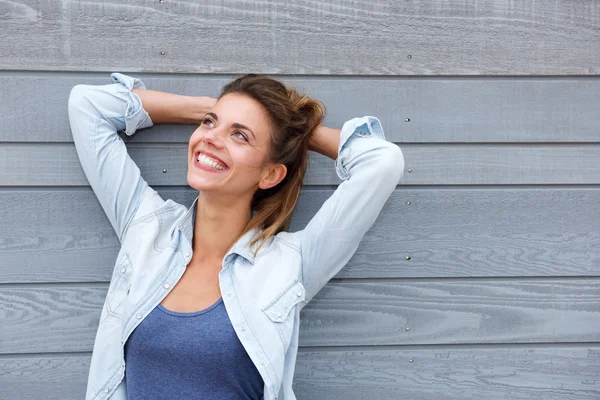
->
[104, 387, 109, 393]
[164, 283, 170, 289]
[241, 326, 246, 332]
[227, 292, 232, 297]
[136, 314, 142, 319]
[260, 361, 265, 365]
[277, 312, 282, 318]
[120, 267, 126, 273]
[296, 291, 302, 297]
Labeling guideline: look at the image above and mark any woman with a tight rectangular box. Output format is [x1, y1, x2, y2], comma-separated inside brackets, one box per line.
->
[68, 73, 404, 400]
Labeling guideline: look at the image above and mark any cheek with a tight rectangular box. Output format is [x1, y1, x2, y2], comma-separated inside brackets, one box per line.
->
[188, 128, 202, 148]
[231, 147, 268, 171]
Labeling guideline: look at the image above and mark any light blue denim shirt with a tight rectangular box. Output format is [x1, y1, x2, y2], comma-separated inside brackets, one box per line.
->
[68, 73, 404, 400]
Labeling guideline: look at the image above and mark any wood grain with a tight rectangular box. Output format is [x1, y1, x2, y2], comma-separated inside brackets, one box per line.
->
[1, 280, 598, 353]
[0, 286, 104, 354]
[0, 1, 598, 75]
[2, 74, 600, 143]
[1, 188, 599, 283]
[295, 188, 600, 279]
[2, 347, 599, 400]
[0, 356, 90, 400]
[294, 347, 600, 400]
[2, 143, 600, 185]
[301, 281, 600, 346]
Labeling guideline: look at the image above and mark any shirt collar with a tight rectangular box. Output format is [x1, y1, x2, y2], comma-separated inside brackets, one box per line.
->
[177, 194, 261, 265]
[226, 226, 262, 265]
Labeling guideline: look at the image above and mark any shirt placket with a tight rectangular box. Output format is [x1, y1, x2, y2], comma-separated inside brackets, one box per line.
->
[219, 262, 280, 400]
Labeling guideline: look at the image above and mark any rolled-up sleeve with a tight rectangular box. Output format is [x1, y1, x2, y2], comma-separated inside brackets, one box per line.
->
[68, 73, 164, 243]
[334, 116, 388, 180]
[110, 73, 153, 134]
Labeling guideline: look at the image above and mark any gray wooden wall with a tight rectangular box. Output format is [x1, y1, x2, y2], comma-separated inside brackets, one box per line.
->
[1, 1, 599, 399]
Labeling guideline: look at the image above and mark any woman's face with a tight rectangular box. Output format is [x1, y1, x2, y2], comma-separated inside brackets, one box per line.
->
[187, 92, 286, 197]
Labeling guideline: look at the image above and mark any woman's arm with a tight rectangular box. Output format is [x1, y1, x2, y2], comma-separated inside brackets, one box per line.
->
[308, 125, 341, 160]
[291, 117, 404, 305]
[132, 88, 215, 124]
[68, 73, 211, 244]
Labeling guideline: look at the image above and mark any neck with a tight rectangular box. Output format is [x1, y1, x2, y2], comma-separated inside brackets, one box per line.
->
[192, 191, 252, 264]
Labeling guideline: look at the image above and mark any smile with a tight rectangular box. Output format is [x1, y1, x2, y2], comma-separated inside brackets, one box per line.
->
[193, 152, 229, 172]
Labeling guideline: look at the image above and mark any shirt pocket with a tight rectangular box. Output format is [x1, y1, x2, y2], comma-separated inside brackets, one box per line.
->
[104, 252, 133, 319]
[261, 279, 306, 350]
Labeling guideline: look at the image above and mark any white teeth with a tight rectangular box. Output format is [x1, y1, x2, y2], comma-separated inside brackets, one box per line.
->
[197, 153, 226, 170]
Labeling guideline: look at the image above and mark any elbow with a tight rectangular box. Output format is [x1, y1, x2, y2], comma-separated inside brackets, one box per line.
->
[68, 84, 101, 144]
[379, 142, 405, 185]
[68, 84, 93, 117]
[68, 84, 85, 109]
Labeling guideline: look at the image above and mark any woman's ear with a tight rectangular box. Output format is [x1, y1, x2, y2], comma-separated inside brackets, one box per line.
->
[259, 163, 287, 190]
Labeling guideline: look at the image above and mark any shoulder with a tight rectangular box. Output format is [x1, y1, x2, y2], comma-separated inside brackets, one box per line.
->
[272, 231, 301, 254]
[129, 190, 187, 229]
[122, 190, 188, 249]
[250, 231, 302, 274]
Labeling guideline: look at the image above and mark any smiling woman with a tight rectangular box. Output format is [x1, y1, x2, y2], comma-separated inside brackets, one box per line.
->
[68, 72, 403, 400]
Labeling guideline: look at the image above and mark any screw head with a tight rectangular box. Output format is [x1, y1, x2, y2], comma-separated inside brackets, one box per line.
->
[406, 201, 411, 205]
[409, 358, 414, 363]
[160, 51, 166, 55]
[162, 168, 167, 173]
[407, 168, 412, 173]
[407, 55, 412, 59]
[159, 0, 164, 2]
[405, 256, 411, 261]
[405, 118, 410, 122]
[405, 327, 410, 331]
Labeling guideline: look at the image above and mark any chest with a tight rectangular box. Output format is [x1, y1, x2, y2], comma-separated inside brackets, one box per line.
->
[160, 259, 223, 313]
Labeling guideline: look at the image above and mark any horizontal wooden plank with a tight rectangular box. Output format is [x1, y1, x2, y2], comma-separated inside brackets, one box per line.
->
[3, 144, 600, 185]
[1, 1, 598, 75]
[296, 188, 600, 279]
[0, 356, 90, 400]
[294, 347, 600, 400]
[0, 189, 195, 283]
[2, 188, 599, 283]
[1, 280, 598, 353]
[0, 287, 103, 354]
[2, 347, 599, 400]
[3, 74, 600, 143]
[397, 144, 600, 185]
[301, 281, 600, 347]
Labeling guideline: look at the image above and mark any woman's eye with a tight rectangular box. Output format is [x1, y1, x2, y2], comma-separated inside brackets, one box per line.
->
[201, 118, 214, 127]
[234, 131, 248, 142]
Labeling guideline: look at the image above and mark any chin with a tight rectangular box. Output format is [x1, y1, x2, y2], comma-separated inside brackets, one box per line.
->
[186, 174, 217, 192]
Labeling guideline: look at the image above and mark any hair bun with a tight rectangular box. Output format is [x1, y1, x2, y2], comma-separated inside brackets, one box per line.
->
[287, 88, 325, 137]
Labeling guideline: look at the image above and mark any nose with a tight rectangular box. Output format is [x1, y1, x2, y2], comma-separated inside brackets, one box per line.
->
[202, 125, 226, 148]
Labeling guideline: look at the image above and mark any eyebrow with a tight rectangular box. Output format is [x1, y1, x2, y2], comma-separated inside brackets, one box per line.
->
[206, 112, 256, 140]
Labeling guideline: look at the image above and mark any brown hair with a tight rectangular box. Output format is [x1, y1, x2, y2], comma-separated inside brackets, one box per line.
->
[219, 75, 325, 256]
